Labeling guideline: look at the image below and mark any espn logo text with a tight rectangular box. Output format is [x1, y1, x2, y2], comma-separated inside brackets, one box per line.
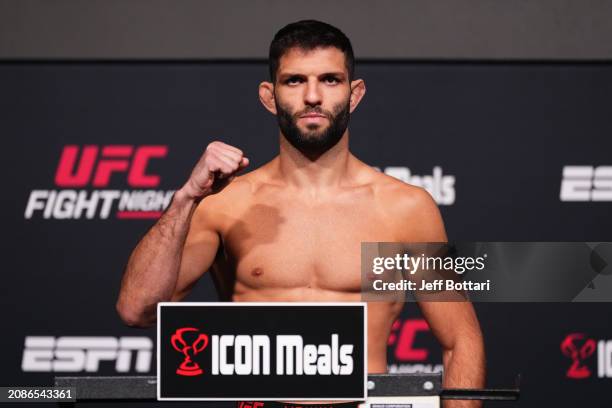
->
[380, 166, 456, 205]
[560, 166, 612, 201]
[561, 333, 612, 380]
[22, 336, 153, 373]
[387, 318, 442, 374]
[24, 145, 174, 219]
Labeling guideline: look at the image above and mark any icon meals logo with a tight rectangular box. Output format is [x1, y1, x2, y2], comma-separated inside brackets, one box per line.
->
[158, 303, 366, 400]
[171, 328, 209, 376]
[171, 328, 354, 377]
[561, 333, 612, 380]
[24, 145, 174, 219]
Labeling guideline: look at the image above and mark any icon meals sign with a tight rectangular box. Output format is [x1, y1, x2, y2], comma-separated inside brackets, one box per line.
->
[157, 302, 367, 401]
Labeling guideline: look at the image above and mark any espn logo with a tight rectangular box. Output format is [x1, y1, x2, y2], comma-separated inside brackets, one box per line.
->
[22, 336, 153, 373]
[560, 166, 612, 201]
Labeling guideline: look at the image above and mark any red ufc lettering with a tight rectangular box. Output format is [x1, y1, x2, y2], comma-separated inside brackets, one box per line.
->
[92, 145, 133, 187]
[394, 319, 430, 361]
[55, 145, 98, 187]
[54, 145, 167, 187]
[128, 146, 167, 187]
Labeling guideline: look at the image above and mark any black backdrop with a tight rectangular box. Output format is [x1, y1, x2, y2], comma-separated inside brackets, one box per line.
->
[1, 62, 611, 407]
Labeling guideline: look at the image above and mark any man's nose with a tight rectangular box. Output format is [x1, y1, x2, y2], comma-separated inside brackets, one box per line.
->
[303, 78, 322, 106]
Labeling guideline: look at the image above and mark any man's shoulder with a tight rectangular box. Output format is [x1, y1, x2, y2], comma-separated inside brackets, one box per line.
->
[364, 168, 445, 240]
[367, 168, 437, 213]
[347, 158, 438, 216]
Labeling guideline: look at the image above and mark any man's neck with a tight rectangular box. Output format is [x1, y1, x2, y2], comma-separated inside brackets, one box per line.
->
[277, 131, 351, 191]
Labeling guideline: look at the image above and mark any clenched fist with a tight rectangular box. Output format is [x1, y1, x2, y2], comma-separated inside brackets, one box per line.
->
[180, 141, 249, 200]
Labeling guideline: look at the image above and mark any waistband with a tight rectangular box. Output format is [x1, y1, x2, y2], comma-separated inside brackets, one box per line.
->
[236, 402, 361, 408]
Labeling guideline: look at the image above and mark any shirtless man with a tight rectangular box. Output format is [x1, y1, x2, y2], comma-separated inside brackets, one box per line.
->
[116, 20, 485, 407]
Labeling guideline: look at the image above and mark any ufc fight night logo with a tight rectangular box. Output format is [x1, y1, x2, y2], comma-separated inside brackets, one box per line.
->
[158, 303, 366, 401]
[24, 145, 174, 219]
[560, 166, 612, 201]
[22, 336, 153, 373]
[561, 333, 612, 379]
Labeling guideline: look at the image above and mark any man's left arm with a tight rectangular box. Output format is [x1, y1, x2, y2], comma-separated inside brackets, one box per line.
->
[419, 301, 485, 407]
[396, 186, 486, 407]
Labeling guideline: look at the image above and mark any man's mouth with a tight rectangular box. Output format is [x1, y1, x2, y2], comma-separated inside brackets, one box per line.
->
[300, 112, 326, 118]
[299, 113, 328, 125]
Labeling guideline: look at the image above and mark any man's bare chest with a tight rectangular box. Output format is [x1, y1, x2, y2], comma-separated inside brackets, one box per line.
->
[217, 198, 395, 292]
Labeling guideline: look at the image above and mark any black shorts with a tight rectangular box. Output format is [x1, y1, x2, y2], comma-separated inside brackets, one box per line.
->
[236, 402, 361, 408]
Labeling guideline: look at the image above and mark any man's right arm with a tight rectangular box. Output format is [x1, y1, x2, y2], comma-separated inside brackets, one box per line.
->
[115, 141, 248, 327]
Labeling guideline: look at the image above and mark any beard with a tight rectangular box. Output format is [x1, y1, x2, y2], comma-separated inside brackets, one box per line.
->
[275, 98, 350, 157]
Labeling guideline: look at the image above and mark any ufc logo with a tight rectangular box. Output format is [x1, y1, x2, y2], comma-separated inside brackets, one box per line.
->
[55, 145, 168, 187]
[22, 336, 153, 373]
[237, 403, 264, 408]
[560, 166, 612, 201]
[388, 318, 430, 361]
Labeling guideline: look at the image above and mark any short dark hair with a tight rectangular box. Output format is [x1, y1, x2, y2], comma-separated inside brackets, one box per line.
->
[269, 20, 355, 83]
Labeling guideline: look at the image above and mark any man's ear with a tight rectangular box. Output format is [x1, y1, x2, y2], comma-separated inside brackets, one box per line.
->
[349, 79, 366, 113]
[259, 81, 277, 115]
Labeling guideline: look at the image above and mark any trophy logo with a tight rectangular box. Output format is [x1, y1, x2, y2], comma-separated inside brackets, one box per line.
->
[561, 333, 596, 379]
[171, 327, 209, 376]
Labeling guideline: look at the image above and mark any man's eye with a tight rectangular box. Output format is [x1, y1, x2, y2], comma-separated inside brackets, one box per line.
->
[324, 77, 340, 84]
[286, 77, 303, 85]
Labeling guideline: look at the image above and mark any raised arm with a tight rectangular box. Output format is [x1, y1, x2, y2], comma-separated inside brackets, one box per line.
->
[115, 141, 248, 327]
